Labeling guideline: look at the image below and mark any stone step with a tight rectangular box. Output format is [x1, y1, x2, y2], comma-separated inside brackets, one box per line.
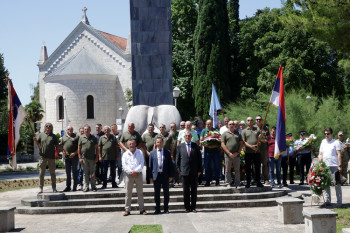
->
[16, 198, 279, 214]
[37, 186, 275, 200]
[21, 190, 286, 207]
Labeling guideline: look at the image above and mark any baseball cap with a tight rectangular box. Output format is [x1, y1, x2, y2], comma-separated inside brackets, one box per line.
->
[338, 131, 344, 136]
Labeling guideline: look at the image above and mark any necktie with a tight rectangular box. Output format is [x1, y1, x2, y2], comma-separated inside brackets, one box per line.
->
[187, 143, 191, 157]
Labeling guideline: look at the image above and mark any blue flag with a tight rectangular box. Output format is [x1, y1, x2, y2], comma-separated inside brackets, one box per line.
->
[209, 84, 222, 128]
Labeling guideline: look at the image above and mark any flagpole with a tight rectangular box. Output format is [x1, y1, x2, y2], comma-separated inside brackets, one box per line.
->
[256, 103, 271, 152]
[255, 66, 284, 153]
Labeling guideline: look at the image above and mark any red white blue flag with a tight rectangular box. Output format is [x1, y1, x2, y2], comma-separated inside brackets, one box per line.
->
[209, 84, 222, 128]
[269, 66, 286, 158]
[7, 77, 26, 168]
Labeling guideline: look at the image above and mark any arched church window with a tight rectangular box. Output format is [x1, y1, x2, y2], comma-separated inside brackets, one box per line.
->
[87, 95, 94, 119]
[58, 96, 64, 120]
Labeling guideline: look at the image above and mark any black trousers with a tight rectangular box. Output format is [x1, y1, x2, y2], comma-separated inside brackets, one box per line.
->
[95, 160, 103, 182]
[182, 174, 198, 210]
[245, 153, 261, 185]
[297, 153, 312, 182]
[289, 156, 296, 183]
[281, 156, 288, 184]
[153, 172, 170, 212]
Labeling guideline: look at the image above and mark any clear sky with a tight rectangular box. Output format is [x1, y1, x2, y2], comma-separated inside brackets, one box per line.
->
[0, 0, 283, 106]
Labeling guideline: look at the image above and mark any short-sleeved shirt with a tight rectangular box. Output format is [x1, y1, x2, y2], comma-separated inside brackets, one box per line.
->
[254, 124, 268, 151]
[268, 138, 275, 158]
[61, 133, 79, 155]
[221, 130, 242, 157]
[201, 128, 220, 152]
[78, 134, 98, 160]
[99, 134, 118, 160]
[241, 126, 260, 153]
[142, 132, 158, 152]
[120, 131, 143, 148]
[37, 132, 59, 159]
[177, 129, 199, 144]
[319, 138, 341, 166]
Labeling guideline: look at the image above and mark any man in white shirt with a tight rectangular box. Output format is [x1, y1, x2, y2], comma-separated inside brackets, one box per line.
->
[219, 117, 230, 135]
[318, 127, 342, 207]
[122, 139, 147, 216]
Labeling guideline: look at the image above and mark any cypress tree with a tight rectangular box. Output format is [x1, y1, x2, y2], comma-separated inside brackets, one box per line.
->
[193, 0, 232, 117]
[228, 0, 241, 96]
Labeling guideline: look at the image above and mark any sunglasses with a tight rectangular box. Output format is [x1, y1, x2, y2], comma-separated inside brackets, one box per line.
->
[247, 120, 253, 122]
[256, 119, 262, 121]
[324, 133, 331, 135]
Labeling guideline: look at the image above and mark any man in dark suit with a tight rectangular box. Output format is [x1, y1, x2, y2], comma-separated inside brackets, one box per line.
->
[176, 131, 202, 213]
[149, 136, 173, 214]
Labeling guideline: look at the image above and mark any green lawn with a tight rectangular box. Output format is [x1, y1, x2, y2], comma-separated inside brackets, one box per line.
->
[335, 207, 350, 233]
[129, 225, 163, 233]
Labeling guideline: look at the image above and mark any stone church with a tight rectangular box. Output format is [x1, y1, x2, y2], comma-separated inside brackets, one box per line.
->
[37, 8, 131, 133]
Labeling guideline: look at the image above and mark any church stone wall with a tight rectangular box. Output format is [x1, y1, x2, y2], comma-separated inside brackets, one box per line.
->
[44, 76, 122, 134]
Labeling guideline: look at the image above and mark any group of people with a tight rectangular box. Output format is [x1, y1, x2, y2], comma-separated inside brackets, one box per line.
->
[33, 115, 349, 215]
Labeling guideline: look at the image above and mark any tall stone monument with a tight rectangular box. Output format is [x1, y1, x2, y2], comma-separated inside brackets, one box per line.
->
[129, 0, 173, 106]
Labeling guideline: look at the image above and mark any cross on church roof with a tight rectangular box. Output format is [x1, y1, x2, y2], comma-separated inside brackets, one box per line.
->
[82, 7, 90, 25]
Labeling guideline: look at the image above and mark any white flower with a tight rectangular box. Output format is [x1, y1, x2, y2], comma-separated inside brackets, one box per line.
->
[309, 134, 317, 140]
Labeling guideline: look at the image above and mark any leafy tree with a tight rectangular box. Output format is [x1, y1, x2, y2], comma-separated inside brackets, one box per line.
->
[171, 0, 198, 120]
[0, 54, 8, 155]
[239, 7, 345, 100]
[282, 0, 350, 97]
[284, 0, 350, 54]
[193, 0, 232, 117]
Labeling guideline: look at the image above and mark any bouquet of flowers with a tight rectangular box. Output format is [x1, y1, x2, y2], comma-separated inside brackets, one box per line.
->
[294, 134, 317, 151]
[200, 130, 221, 147]
[307, 161, 332, 196]
[286, 135, 294, 147]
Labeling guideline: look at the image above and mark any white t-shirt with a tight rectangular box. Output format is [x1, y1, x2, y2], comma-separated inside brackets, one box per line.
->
[319, 138, 341, 166]
[220, 126, 229, 135]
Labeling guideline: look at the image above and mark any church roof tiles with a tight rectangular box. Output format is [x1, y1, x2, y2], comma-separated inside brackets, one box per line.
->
[98, 31, 127, 51]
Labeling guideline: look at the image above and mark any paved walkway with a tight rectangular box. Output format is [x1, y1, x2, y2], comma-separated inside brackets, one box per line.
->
[1, 164, 349, 233]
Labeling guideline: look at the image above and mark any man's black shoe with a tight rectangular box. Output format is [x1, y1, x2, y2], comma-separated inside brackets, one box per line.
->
[257, 183, 264, 188]
[185, 209, 190, 213]
[204, 182, 210, 187]
[192, 209, 197, 213]
[290, 181, 295, 184]
[112, 183, 119, 188]
[153, 210, 161, 215]
[283, 183, 288, 187]
[245, 184, 250, 188]
[63, 187, 71, 192]
[215, 181, 220, 186]
[299, 182, 304, 186]
[101, 186, 106, 189]
[164, 210, 169, 214]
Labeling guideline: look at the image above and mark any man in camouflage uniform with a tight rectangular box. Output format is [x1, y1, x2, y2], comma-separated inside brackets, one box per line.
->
[337, 131, 350, 179]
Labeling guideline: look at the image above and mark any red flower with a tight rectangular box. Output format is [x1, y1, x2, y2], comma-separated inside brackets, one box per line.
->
[312, 172, 316, 176]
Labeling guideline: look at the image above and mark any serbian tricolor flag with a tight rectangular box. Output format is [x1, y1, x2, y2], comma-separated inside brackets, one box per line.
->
[269, 66, 286, 159]
[209, 83, 222, 128]
[7, 77, 27, 169]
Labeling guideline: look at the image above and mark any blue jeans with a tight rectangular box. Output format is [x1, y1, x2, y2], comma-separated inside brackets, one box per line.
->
[204, 149, 221, 183]
[77, 162, 84, 186]
[102, 160, 116, 186]
[268, 157, 281, 185]
[65, 156, 79, 189]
